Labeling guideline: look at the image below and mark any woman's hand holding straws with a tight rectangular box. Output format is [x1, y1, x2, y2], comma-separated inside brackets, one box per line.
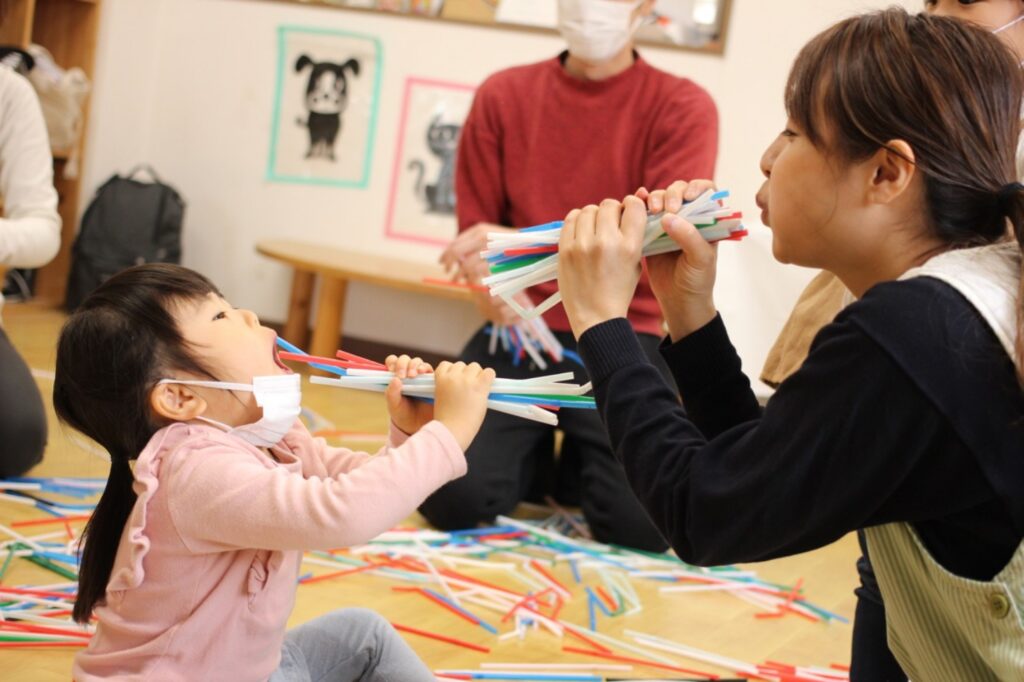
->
[637, 181, 721, 341]
[480, 186, 745, 322]
[558, 197, 649, 337]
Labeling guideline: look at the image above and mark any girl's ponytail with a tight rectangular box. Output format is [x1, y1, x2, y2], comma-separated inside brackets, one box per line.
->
[53, 264, 221, 623]
[72, 457, 136, 623]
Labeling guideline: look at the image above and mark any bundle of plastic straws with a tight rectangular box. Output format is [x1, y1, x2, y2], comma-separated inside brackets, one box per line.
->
[481, 189, 745, 320]
[276, 338, 595, 426]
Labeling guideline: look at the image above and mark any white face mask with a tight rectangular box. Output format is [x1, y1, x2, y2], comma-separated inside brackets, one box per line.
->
[157, 374, 301, 448]
[557, 0, 644, 64]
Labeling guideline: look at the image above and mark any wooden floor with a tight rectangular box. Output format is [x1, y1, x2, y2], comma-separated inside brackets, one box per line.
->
[0, 301, 860, 681]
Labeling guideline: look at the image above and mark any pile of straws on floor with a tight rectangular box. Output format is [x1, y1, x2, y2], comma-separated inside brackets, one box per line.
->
[481, 189, 747, 320]
[0, 476, 851, 681]
[276, 339, 595, 426]
[0, 478, 102, 648]
[303, 515, 851, 682]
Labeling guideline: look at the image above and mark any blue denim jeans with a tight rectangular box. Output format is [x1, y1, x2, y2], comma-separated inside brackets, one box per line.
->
[268, 608, 434, 682]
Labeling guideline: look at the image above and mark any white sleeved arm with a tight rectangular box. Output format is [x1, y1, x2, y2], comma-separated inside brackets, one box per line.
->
[0, 67, 61, 268]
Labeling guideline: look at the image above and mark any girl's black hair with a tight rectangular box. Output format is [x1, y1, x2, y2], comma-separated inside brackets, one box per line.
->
[53, 264, 220, 622]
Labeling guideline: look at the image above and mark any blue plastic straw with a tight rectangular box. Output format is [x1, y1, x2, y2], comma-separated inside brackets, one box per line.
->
[449, 526, 520, 538]
[587, 591, 597, 631]
[585, 586, 612, 617]
[275, 337, 348, 377]
[439, 674, 601, 681]
[569, 559, 582, 584]
[520, 220, 565, 233]
[422, 588, 498, 635]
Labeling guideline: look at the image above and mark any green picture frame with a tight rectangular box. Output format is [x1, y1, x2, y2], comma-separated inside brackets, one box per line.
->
[266, 25, 384, 188]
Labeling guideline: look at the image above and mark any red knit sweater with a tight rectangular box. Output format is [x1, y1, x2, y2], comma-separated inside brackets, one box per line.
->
[455, 52, 719, 335]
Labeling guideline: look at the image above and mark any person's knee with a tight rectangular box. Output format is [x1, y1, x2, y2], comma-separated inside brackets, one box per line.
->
[0, 404, 46, 477]
[587, 506, 669, 553]
[331, 607, 389, 633]
[419, 480, 510, 530]
[597, 522, 668, 553]
[310, 607, 391, 649]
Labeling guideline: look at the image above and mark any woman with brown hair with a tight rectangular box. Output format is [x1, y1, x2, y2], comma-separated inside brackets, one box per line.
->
[754, 2, 1024, 677]
[556, 8, 1024, 680]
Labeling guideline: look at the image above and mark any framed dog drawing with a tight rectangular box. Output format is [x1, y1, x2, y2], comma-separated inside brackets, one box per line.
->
[383, 77, 476, 246]
[267, 25, 382, 188]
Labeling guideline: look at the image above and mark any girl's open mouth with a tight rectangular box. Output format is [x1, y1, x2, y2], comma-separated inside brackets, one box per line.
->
[272, 338, 293, 373]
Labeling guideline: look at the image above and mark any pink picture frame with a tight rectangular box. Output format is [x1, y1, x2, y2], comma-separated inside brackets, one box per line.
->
[383, 77, 477, 247]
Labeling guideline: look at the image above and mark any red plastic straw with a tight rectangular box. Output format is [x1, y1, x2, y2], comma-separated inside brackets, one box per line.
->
[562, 645, 720, 679]
[0, 621, 91, 639]
[551, 594, 565, 620]
[562, 624, 613, 654]
[411, 588, 480, 627]
[391, 622, 490, 653]
[422, 277, 489, 293]
[0, 587, 77, 599]
[503, 245, 559, 257]
[530, 560, 571, 596]
[278, 352, 358, 369]
[475, 531, 528, 542]
[12, 514, 92, 528]
[595, 585, 619, 612]
[300, 557, 402, 585]
[0, 641, 88, 648]
[335, 350, 387, 368]
[501, 588, 552, 623]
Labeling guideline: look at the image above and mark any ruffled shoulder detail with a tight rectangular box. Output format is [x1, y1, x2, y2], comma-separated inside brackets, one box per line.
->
[106, 422, 256, 591]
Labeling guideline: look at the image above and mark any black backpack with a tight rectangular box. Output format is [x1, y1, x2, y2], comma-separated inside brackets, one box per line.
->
[65, 166, 185, 311]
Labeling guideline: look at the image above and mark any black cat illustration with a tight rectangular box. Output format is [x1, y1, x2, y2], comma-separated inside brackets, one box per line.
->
[294, 54, 360, 161]
[407, 115, 461, 214]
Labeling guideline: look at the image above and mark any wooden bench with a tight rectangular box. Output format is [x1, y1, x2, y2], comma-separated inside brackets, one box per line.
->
[256, 239, 473, 358]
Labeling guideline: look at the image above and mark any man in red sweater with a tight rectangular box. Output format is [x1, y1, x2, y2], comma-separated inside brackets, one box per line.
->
[419, 0, 718, 551]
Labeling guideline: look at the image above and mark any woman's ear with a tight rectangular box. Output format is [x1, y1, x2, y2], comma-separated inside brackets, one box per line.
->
[150, 383, 207, 422]
[867, 140, 917, 205]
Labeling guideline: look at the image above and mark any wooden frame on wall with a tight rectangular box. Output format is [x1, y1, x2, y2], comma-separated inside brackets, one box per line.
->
[258, 0, 734, 56]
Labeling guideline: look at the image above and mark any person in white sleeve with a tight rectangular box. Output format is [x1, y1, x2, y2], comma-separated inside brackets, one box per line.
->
[0, 64, 61, 476]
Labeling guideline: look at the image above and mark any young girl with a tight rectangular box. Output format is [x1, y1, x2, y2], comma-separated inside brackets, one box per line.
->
[557, 8, 1024, 680]
[52, 263, 495, 681]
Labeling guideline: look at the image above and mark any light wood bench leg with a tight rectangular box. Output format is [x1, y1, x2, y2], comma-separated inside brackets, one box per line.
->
[283, 269, 315, 349]
[310, 276, 348, 358]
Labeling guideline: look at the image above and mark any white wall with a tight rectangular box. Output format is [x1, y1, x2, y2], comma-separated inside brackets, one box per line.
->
[81, 0, 916, 393]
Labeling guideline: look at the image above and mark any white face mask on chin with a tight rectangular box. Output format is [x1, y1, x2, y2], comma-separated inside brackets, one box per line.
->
[557, 0, 644, 64]
[157, 374, 301, 448]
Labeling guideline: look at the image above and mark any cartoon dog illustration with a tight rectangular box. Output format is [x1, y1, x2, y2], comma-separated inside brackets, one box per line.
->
[294, 54, 360, 161]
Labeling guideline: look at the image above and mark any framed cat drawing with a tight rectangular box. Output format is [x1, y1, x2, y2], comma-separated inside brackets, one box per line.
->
[383, 77, 475, 246]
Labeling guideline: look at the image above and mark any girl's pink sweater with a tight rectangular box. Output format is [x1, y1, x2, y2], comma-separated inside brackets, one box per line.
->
[73, 419, 465, 681]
